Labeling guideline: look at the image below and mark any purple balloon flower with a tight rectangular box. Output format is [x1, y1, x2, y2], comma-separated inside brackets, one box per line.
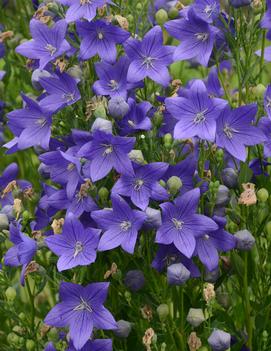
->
[39, 150, 82, 199]
[44, 282, 117, 350]
[195, 216, 236, 271]
[78, 130, 135, 182]
[77, 19, 129, 63]
[118, 98, 152, 135]
[67, 339, 112, 351]
[45, 214, 100, 271]
[6, 94, 52, 150]
[91, 195, 146, 254]
[165, 80, 226, 141]
[124, 26, 174, 87]
[191, 0, 220, 23]
[16, 19, 71, 69]
[258, 117, 271, 157]
[93, 56, 136, 99]
[112, 162, 169, 210]
[58, 0, 112, 23]
[155, 188, 218, 258]
[165, 8, 219, 66]
[216, 104, 266, 162]
[39, 71, 81, 113]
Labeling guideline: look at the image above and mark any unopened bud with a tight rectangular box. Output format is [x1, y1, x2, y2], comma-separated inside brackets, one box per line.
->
[155, 9, 168, 25]
[186, 308, 205, 327]
[108, 96, 129, 119]
[113, 320, 132, 338]
[98, 187, 109, 203]
[5, 286, 16, 301]
[167, 176, 182, 196]
[156, 304, 169, 321]
[168, 7, 179, 19]
[0, 213, 9, 230]
[257, 188, 269, 202]
[129, 149, 145, 164]
[234, 229, 255, 250]
[208, 329, 231, 351]
[167, 263, 190, 285]
[221, 168, 238, 188]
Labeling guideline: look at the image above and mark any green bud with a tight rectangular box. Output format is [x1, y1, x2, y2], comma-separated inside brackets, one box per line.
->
[26, 339, 36, 351]
[156, 304, 169, 321]
[161, 343, 167, 351]
[124, 291, 132, 304]
[257, 188, 269, 203]
[93, 105, 107, 119]
[136, 3, 143, 11]
[112, 269, 122, 281]
[152, 112, 163, 127]
[19, 312, 26, 321]
[216, 148, 224, 161]
[47, 2, 60, 13]
[253, 84, 266, 98]
[98, 187, 109, 202]
[186, 308, 205, 327]
[163, 133, 173, 149]
[22, 210, 30, 221]
[5, 286, 16, 301]
[7, 332, 19, 345]
[216, 291, 231, 309]
[167, 176, 182, 196]
[168, 6, 179, 19]
[227, 221, 238, 233]
[155, 9, 168, 25]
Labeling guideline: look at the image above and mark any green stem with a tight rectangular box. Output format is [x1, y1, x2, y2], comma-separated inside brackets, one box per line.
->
[26, 278, 35, 334]
[244, 252, 253, 350]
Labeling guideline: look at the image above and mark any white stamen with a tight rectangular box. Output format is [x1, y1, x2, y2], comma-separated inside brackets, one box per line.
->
[193, 109, 208, 124]
[45, 44, 57, 56]
[172, 218, 184, 230]
[134, 179, 144, 191]
[73, 241, 83, 258]
[120, 220, 132, 231]
[223, 124, 237, 139]
[195, 32, 209, 41]
[73, 297, 92, 313]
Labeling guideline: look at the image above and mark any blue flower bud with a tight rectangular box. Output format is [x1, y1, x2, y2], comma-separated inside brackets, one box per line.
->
[167, 263, 190, 285]
[91, 117, 112, 134]
[31, 69, 51, 91]
[234, 229, 255, 250]
[124, 270, 145, 292]
[221, 168, 238, 188]
[208, 329, 231, 351]
[215, 185, 230, 206]
[38, 163, 51, 179]
[113, 320, 132, 338]
[144, 207, 162, 229]
[0, 213, 9, 230]
[230, 0, 251, 8]
[108, 96, 129, 119]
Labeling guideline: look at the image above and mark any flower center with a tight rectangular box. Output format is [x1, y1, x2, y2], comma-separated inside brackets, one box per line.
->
[204, 3, 216, 17]
[171, 218, 184, 230]
[134, 179, 144, 191]
[98, 32, 104, 40]
[73, 297, 92, 313]
[73, 241, 84, 257]
[128, 120, 136, 127]
[193, 109, 208, 124]
[67, 163, 75, 171]
[143, 56, 154, 69]
[120, 220, 132, 231]
[195, 32, 209, 42]
[36, 118, 47, 127]
[223, 124, 236, 139]
[80, 0, 91, 4]
[63, 92, 75, 102]
[204, 234, 210, 240]
[102, 144, 113, 155]
[108, 80, 119, 91]
[45, 44, 57, 56]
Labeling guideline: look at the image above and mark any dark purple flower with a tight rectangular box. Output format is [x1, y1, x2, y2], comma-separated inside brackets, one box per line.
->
[152, 243, 200, 277]
[6, 94, 52, 150]
[77, 19, 129, 63]
[93, 56, 134, 99]
[195, 216, 235, 271]
[45, 214, 100, 271]
[192, 0, 220, 23]
[165, 80, 226, 141]
[118, 98, 152, 135]
[206, 61, 232, 97]
[216, 104, 266, 162]
[39, 150, 82, 199]
[155, 188, 218, 258]
[124, 26, 174, 86]
[58, 0, 112, 23]
[67, 339, 113, 351]
[44, 282, 117, 350]
[124, 269, 145, 291]
[91, 195, 146, 254]
[165, 8, 219, 66]
[112, 162, 169, 210]
[208, 329, 231, 351]
[78, 130, 135, 182]
[16, 19, 71, 69]
[39, 71, 81, 113]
